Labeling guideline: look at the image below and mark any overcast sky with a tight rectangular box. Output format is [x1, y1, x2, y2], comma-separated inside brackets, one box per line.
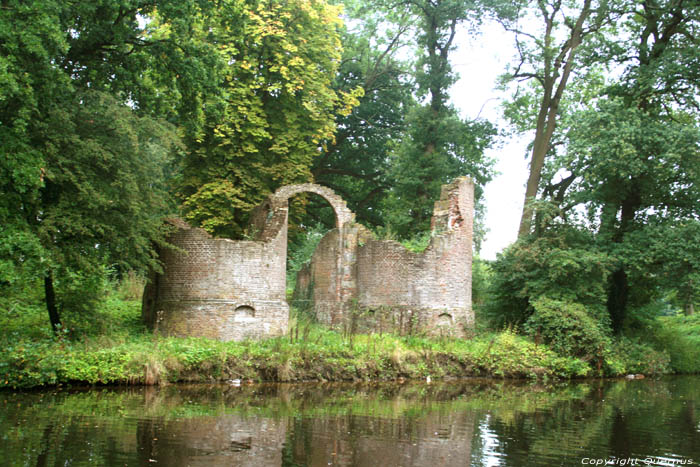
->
[448, 20, 531, 260]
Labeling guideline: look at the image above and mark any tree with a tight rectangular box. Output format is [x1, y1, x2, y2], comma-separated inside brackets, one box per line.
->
[496, 0, 611, 238]
[0, 0, 215, 331]
[560, 0, 700, 330]
[384, 0, 496, 238]
[308, 0, 416, 229]
[562, 98, 700, 329]
[177, 0, 362, 239]
[492, 0, 700, 331]
[486, 226, 614, 327]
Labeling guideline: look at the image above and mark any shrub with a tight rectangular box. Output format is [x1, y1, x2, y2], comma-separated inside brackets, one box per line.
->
[653, 314, 700, 373]
[605, 336, 671, 376]
[524, 297, 611, 361]
[485, 227, 614, 327]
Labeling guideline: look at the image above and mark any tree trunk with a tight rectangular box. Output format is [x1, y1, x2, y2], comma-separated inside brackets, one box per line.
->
[685, 302, 695, 316]
[44, 272, 62, 334]
[516, 0, 593, 238]
[607, 269, 629, 334]
[518, 126, 551, 237]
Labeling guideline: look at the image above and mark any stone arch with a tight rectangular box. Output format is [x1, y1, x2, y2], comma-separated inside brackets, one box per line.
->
[271, 183, 354, 228]
[248, 183, 355, 241]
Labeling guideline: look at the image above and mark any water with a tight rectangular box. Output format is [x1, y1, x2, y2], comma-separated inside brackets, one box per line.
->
[1, 377, 698, 466]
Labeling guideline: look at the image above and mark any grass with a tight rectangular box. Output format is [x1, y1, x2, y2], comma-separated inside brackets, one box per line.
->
[0, 291, 594, 389]
[1, 284, 697, 390]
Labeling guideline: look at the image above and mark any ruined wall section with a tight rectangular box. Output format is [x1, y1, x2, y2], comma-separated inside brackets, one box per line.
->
[300, 177, 475, 337]
[305, 229, 341, 326]
[357, 177, 474, 337]
[300, 224, 372, 327]
[144, 183, 352, 342]
[145, 179, 473, 341]
[143, 220, 288, 342]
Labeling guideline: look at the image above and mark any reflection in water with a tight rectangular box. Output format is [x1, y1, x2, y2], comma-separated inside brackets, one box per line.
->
[0, 377, 698, 466]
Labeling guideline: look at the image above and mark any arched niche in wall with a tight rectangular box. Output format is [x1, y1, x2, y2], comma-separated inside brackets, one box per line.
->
[233, 305, 256, 322]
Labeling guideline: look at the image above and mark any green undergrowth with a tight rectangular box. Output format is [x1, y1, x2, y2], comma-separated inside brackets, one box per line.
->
[653, 314, 700, 373]
[0, 297, 594, 390]
[1, 292, 697, 390]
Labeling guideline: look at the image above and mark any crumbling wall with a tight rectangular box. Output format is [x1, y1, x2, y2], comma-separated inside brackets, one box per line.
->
[300, 177, 474, 337]
[296, 224, 372, 327]
[144, 178, 474, 341]
[142, 219, 288, 341]
[143, 183, 354, 342]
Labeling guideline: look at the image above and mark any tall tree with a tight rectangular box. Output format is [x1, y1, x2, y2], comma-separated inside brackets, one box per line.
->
[177, 0, 362, 239]
[385, 0, 495, 238]
[489, 0, 700, 330]
[0, 0, 216, 331]
[496, 0, 611, 238]
[309, 0, 415, 229]
[533, 0, 700, 329]
[563, 99, 700, 329]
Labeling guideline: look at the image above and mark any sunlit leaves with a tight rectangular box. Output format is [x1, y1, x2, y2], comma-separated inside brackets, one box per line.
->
[178, 0, 359, 238]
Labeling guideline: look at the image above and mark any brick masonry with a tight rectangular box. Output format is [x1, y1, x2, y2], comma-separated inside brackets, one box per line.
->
[143, 177, 474, 340]
[298, 177, 475, 337]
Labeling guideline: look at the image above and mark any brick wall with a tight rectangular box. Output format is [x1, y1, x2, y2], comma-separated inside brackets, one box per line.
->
[299, 177, 475, 337]
[142, 220, 289, 341]
[144, 178, 474, 341]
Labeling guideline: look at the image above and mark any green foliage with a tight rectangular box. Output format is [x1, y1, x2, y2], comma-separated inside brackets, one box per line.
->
[309, 0, 415, 229]
[486, 227, 615, 327]
[615, 219, 700, 317]
[524, 298, 611, 361]
[653, 315, 700, 374]
[385, 105, 496, 239]
[399, 231, 432, 253]
[373, 0, 495, 239]
[470, 329, 591, 379]
[500, 1, 700, 331]
[177, 0, 361, 239]
[286, 223, 329, 290]
[605, 336, 671, 376]
[472, 255, 491, 308]
[0, 0, 220, 329]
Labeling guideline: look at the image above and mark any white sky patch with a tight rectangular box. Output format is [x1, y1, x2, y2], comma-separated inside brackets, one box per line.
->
[450, 20, 531, 260]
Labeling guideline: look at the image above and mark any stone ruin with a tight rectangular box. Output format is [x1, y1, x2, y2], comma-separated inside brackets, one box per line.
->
[142, 177, 474, 341]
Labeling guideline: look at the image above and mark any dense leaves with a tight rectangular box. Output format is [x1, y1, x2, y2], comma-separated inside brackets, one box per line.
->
[178, 0, 362, 239]
[525, 297, 611, 363]
[491, 0, 700, 338]
[486, 227, 614, 327]
[0, 0, 209, 329]
[382, 0, 496, 238]
[309, 0, 415, 229]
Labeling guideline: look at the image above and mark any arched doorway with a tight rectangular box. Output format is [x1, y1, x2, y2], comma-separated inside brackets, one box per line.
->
[247, 183, 357, 325]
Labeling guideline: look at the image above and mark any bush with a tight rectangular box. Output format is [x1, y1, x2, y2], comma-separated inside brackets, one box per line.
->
[400, 231, 432, 253]
[524, 297, 611, 361]
[605, 336, 671, 376]
[653, 314, 700, 373]
[485, 227, 614, 327]
[474, 329, 591, 379]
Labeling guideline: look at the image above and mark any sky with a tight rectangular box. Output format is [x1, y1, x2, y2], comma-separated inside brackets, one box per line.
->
[449, 20, 532, 260]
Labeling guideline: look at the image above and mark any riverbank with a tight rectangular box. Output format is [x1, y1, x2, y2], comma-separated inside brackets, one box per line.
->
[1, 295, 698, 389]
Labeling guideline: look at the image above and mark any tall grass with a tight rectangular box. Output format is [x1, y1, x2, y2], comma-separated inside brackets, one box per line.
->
[2, 278, 697, 390]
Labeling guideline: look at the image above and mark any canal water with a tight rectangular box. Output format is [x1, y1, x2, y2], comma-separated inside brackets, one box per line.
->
[1, 376, 698, 466]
